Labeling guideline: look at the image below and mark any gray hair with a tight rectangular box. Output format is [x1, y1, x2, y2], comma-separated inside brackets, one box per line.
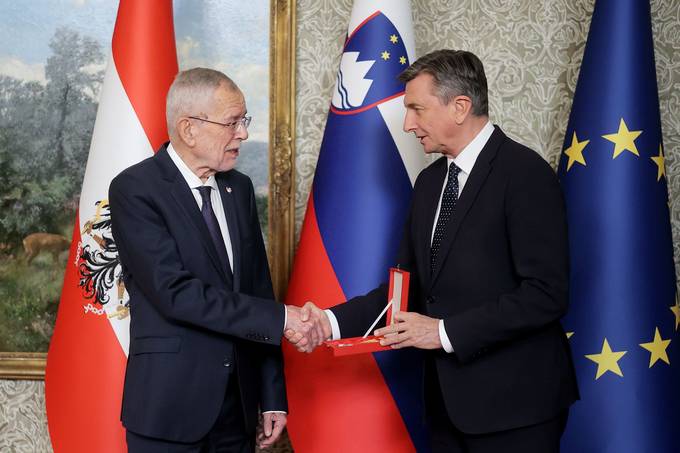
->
[166, 68, 239, 136]
[398, 49, 489, 116]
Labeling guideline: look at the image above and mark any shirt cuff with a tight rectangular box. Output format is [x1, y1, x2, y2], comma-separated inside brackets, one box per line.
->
[439, 319, 454, 353]
[283, 305, 288, 331]
[262, 410, 287, 415]
[324, 309, 341, 340]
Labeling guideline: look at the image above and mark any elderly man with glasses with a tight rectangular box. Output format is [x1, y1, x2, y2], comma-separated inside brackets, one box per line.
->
[109, 68, 319, 453]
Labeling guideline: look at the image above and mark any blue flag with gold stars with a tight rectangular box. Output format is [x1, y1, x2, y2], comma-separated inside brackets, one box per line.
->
[558, 1, 680, 451]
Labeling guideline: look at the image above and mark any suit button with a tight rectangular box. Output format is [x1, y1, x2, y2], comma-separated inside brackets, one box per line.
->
[426, 296, 435, 304]
[223, 360, 231, 367]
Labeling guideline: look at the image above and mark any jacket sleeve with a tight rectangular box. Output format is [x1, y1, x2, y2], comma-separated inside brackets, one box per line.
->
[109, 171, 286, 346]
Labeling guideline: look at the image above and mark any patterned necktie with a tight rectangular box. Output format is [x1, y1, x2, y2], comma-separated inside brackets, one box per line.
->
[196, 186, 233, 279]
[430, 162, 462, 273]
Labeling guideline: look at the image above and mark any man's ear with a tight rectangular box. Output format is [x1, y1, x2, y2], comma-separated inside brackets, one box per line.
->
[176, 117, 196, 147]
[449, 95, 473, 125]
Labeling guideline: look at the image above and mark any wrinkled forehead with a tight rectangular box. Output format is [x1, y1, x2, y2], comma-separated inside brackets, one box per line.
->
[197, 84, 246, 118]
[203, 83, 246, 117]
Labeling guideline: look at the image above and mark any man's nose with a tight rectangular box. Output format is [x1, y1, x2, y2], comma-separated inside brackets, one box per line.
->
[403, 110, 415, 133]
[235, 124, 248, 141]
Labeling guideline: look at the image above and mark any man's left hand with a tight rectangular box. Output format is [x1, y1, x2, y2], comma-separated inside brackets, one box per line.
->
[258, 412, 287, 449]
[374, 312, 442, 350]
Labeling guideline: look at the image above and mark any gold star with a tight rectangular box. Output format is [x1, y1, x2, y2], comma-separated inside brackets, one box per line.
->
[389, 34, 399, 44]
[639, 327, 671, 367]
[381, 51, 390, 61]
[670, 296, 680, 331]
[585, 338, 627, 379]
[566, 332, 574, 339]
[399, 56, 407, 65]
[563, 132, 589, 171]
[651, 144, 666, 181]
[602, 118, 642, 159]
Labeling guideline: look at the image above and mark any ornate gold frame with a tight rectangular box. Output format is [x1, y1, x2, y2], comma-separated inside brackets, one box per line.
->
[0, 0, 296, 380]
[268, 0, 296, 301]
[0, 353, 46, 380]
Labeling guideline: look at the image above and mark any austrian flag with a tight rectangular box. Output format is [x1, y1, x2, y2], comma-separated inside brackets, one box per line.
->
[45, 1, 178, 452]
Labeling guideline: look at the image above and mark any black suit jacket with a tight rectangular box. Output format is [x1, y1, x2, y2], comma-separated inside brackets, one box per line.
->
[109, 144, 286, 442]
[332, 126, 579, 434]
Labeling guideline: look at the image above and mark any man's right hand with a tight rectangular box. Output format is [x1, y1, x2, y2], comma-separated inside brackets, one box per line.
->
[284, 302, 332, 353]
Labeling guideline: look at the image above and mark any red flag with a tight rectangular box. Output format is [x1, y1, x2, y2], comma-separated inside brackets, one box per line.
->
[45, 1, 178, 451]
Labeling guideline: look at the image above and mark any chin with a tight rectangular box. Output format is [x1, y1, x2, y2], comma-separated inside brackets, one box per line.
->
[216, 158, 236, 172]
[219, 162, 237, 172]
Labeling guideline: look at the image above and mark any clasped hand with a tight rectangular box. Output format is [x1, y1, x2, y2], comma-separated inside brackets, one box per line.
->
[284, 302, 332, 353]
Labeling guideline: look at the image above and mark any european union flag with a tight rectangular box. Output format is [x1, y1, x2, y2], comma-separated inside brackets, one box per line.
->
[558, 1, 680, 451]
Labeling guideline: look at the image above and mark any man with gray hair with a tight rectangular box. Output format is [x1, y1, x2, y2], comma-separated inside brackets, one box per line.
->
[292, 50, 579, 452]
[109, 68, 320, 452]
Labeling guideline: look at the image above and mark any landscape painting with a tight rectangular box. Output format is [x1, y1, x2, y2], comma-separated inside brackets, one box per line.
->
[0, 0, 270, 353]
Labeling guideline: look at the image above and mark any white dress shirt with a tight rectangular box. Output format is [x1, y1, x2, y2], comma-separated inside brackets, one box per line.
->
[167, 143, 234, 271]
[325, 121, 495, 353]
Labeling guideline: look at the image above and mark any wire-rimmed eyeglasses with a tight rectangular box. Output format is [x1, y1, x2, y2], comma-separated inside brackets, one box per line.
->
[187, 115, 252, 131]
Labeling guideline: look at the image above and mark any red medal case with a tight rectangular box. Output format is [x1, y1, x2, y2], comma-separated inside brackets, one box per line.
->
[324, 267, 410, 356]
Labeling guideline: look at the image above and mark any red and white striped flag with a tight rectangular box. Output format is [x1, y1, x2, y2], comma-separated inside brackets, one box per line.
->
[45, 1, 178, 451]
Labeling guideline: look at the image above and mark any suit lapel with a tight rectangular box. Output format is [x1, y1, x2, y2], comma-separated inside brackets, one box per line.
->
[216, 172, 240, 292]
[430, 127, 505, 286]
[155, 147, 230, 282]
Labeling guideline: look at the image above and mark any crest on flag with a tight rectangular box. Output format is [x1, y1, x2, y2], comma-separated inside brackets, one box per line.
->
[332, 52, 374, 109]
[78, 199, 128, 319]
[331, 11, 410, 114]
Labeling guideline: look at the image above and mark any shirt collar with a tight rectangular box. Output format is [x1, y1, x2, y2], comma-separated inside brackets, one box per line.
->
[167, 143, 217, 190]
[448, 120, 494, 174]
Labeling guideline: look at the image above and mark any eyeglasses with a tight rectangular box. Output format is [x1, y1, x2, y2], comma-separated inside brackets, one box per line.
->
[187, 115, 252, 131]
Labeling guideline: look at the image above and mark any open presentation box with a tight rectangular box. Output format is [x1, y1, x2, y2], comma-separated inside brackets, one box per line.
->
[325, 267, 409, 356]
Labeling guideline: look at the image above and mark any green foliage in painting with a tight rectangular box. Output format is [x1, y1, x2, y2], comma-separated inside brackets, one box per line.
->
[0, 27, 103, 246]
[0, 28, 103, 352]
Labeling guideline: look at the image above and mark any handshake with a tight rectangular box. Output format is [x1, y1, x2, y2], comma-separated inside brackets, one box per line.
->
[284, 302, 332, 353]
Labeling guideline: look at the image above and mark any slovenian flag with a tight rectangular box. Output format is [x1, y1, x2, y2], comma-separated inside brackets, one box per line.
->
[45, 1, 178, 451]
[283, 1, 428, 452]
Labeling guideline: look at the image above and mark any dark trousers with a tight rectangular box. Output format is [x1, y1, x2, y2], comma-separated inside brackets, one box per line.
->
[425, 363, 568, 453]
[126, 378, 253, 453]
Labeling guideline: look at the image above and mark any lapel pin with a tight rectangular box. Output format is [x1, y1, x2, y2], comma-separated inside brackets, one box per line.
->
[225, 186, 232, 193]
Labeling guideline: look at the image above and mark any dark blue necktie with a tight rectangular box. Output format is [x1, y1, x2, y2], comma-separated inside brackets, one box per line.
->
[431, 162, 461, 273]
[196, 186, 233, 279]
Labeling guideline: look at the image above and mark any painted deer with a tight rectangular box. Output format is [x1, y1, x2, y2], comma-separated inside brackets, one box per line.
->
[23, 232, 70, 264]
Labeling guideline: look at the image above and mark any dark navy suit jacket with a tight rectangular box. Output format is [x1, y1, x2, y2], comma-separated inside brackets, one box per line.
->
[109, 144, 286, 442]
[332, 127, 579, 434]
